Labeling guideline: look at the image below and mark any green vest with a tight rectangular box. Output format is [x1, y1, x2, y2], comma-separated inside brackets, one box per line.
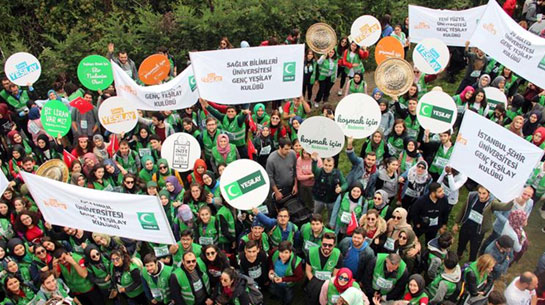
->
[0, 218, 14, 240]
[336, 193, 364, 229]
[114, 263, 144, 298]
[269, 222, 298, 247]
[387, 136, 405, 159]
[271, 251, 302, 287]
[408, 291, 429, 305]
[9, 286, 37, 305]
[416, 74, 427, 97]
[308, 246, 341, 280]
[318, 58, 337, 82]
[172, 259, 210, 305]
[202, 131, 220, 158]
[173, 243, 202, 267]
[372, 253, 407, 295]
[426, 273, 457, 300]
[349, 79, 366, 94]
[326, 280, 360, 305]
[367, 200, 389, 218]
[241, 233, 270, 252]
[528, 163, 545, 197]
[222, 116, 246, 147]
[6, 91, 29, 111]
[504, 74, 519, 91]
[142, 263, 174, 303]
[404, 115, 420, 139]
[211, 144, 238, 165]
[300, 223, 333, 253]
[217, 206, 236, 244]
[465, 261, 487, 288]
[430, 144, 454, 174]
[88, 258, 111, 290]
[364, 140, 385, 163]
[114, 150, 139, 174]
[36, 279, 71, 303]
[289, 101, 306, 118]
[343, 51, 365, 74]
[525, 136, 545, 149]
[197, 216, 218, 246]
[59, 253, 94, 294]
[399, 151, 418, 174]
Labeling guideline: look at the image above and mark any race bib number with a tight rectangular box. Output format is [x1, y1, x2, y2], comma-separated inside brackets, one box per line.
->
[151, 288, 161, 298]
[384, 237, 395, 251]
[340, 212, 352, 224]
[80, 120, 88, 129]
[103, 184, 114, 192]
[468, 210, 483, 225]
[429, 217, 438, 226]
[154, 245, 169, 257]
[470, 70, 482, 78]
[376, 277, 394, 290]
[331, 295, 340, 304]
[260, 145, 271, 156]
[28, 121, 40, 134]
[315, 271, 331, 281]
[199, 236, 214, 246]
[387, 142, 399, 156]
[139, 148, 151, 157]
[248, 267, 262, 279]
[304, 240, 319, 251]
[433, 157, 448, 168]
[404, 188, 419, 198]
[193, 279, 203, 291]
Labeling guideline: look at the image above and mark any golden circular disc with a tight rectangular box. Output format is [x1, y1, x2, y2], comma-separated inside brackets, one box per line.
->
[36, 159, 69, 183]
[306, 23, 337, 54]
[374, 58, 414, 97]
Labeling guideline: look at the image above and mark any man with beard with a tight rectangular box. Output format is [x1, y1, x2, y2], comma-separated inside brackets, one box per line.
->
[305, 232, 343, 304]
[339, 227, 374, 285]
[345, 136, 377, 195]
[409, 183, 450, 243]
[170, 252, 212, 305]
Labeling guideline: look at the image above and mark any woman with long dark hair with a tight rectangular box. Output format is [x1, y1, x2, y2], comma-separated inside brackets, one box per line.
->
[109, 249, 146, 305]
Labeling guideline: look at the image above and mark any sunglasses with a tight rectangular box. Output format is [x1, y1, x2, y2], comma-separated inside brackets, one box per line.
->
[125, 180, 135, 184]
[367, 217, 376, 221]
[159, 166, 167, 169]
[399, 235, 407, 240]
[111, 257, 121, 262]
[185, 260, 196, 264]
[35, 250, 45, 255]
[91, 253, 100, 258]
[322, 243, 334, 248]
[374, 196, 382, 200]
[393, 216, 402, 220]
[338, 275, 349, 281]
[205, 251, 216, 256]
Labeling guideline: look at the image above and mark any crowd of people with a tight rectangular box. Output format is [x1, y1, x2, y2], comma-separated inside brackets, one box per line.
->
[0, 3, 544, 305]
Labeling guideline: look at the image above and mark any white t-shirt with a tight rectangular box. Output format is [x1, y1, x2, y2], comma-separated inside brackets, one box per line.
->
[504, 277, 535, 305]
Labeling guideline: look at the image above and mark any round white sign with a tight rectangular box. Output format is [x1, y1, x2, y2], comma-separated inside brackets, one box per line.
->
[350, 15, 382, 47]
[335, 93, 381, 139]
[98, 96, 138, 134]
[4, 52, 41, 86]
[298, 116, 345, 158]
[483, 87, 507, 111]
[219, 159, 270, 210]
[412, 38, 450, 75]
[416, 91, 458, 133]
[161, 133, 202, 172]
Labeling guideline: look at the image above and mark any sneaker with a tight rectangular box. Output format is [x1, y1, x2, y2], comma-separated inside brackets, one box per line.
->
[337, 90, 342, 96]
[314, 102, 319, 108]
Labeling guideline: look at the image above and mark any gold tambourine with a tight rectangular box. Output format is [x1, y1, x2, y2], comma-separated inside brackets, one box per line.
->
[374, 58, 414, 97]
[36, 159, 69, 183]
[306, 23, 337, 54]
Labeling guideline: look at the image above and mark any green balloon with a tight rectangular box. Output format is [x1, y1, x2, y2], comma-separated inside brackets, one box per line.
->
[41, 100, 72, 137]
[77, 55, 114, 91]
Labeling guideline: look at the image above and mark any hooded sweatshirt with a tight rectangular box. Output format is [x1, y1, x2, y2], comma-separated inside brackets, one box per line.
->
[427, 264, 461, 305]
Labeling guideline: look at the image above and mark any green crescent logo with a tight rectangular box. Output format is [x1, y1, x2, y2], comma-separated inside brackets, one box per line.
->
[419, 102, 454, 123]
[188, 75, 197, 92]
[137, 212, 159, 230]
[283, 62, 296, 82]
[420, 104, 432, 117]
[223, 170, 266, 200]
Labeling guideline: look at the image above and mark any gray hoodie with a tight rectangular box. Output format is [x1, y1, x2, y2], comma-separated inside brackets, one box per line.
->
[428, 265, 461, 305]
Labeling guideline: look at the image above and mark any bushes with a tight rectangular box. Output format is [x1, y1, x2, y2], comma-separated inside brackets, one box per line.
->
[0, 0, 475, 94]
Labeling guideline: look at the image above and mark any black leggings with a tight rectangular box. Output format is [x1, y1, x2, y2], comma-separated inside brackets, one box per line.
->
[315, 79, 334, 103]
[337, 68, 347, 89]
[302, 79, 314, 100]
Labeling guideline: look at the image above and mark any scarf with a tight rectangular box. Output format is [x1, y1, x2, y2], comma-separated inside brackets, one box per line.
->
[533, 127, 545, 146]
[408, 274, 426, 298]
[491, 76, 506, 88]
[216, 134, 231, 160]
[477, 74, 491, 88]
[166, 176, 183, 197]
[407, 160, 429, 184]
[509, 116, 524, 136]
[192, 159, 207, 185]
[522, 110, 542, 137]
[333, 268, 355, 294]
[459, 86, 475, 103]
[404, 139, 419, 158]
[508, 209, 527, 242]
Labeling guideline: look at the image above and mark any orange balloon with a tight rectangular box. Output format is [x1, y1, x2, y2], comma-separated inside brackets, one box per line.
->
[138, 54, 171, 85]
[374, 37, 405, 66]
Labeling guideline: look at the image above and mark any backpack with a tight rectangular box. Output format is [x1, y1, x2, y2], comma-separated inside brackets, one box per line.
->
[239, 274, 264, 305]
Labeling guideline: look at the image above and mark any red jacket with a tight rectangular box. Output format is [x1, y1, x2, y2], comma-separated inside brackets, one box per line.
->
[339, 49, 369, 68]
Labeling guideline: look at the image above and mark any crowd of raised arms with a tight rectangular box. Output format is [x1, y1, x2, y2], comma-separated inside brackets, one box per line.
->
[1, 4, 545, 305]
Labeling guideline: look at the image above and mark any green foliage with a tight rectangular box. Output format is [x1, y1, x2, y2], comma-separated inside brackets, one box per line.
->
[0, 0, 475, 94]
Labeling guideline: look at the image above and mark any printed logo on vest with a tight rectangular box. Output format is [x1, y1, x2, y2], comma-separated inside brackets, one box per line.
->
[137, 212, 159, 230]
[283, 62, 296, 82]
[224, 170, 266, 200]
[419, 102, 454, 123]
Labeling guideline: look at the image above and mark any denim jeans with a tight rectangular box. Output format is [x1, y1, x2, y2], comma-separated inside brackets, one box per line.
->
[270, 283, 294, 305]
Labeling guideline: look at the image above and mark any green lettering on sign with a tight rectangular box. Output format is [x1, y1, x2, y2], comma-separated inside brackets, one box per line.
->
[77, 55, 114, 91]
[41, 100, 72, 137]
[419, 103, 454, 123]
[224, 170, 266, 200]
